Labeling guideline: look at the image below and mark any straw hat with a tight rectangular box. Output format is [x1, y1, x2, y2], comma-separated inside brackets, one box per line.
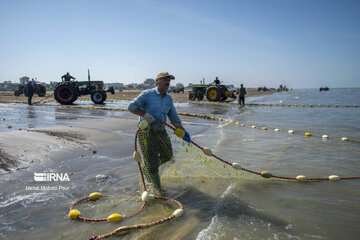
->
[156, 72, 175, 80]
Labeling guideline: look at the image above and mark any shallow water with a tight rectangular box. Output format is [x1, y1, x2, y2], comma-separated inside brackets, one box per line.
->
[1, 88, 360, 240]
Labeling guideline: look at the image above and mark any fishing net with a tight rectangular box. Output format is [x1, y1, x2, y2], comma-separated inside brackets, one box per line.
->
[137, 126, 174, 192]
[69, 120, 360, 240]
[136, 124, 244, 194]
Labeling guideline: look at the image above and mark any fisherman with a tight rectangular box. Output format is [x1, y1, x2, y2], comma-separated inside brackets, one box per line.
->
[238, 84, 247, 106]
[61, 72, 76, 81]
[128, 71, 191, 192]
[26, 78, 36, 105]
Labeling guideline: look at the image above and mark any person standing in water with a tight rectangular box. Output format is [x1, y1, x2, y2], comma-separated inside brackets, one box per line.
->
[238, 84, 247, 106]
[128, 71, 191, 192]
[26, 78, 36, 105]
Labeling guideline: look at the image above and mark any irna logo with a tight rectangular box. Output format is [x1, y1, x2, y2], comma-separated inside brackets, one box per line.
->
[34, 173, 70, 182]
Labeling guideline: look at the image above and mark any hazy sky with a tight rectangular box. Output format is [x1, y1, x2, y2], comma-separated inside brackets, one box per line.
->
[1, 0, 359, 88]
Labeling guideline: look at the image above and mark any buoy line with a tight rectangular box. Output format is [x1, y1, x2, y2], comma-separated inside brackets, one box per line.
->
[2, 94, 359, 108]
[177, 100, 359, 108]
[176, 112, 359, 143]
[69, 120, 360, 239]
[245, 103, 359, 108]
[5, 102, 355, 143]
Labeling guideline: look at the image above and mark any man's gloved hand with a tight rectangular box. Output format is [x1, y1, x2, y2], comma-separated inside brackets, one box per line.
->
[143, 112, 155, 124]
[182, 131, 191, 143]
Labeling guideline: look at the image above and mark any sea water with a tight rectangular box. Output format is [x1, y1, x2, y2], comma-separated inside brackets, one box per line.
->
[0, 88, 359, 240]
[161, 88, 360, 240]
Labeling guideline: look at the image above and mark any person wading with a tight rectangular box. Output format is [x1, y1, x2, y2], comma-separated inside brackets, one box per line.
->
[128, 72, 191, 192]
[238, 84, 247, 106]
[26, 78, 36, 105]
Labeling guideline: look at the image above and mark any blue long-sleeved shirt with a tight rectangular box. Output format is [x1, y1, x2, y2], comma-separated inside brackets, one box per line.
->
[128, 87, 181, 130]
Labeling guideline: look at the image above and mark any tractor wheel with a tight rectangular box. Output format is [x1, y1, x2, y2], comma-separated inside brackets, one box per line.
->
[206, 86, 221, 102]
[189, 92, 197, 101]
[37, 85, 46, 97]
[23, 86, 27, 97]
[197, 95, 204, 101]
[54, 82, 78, 105]
[91, 90, 106, 104]
[14, 91, 19, 97]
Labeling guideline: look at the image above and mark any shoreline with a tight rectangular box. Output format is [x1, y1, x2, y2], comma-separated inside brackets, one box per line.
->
[0, 118, 139, 173]
[0, 108, 212, 173]
[0, 88, 276, 105]
[0, 88, 276, 172]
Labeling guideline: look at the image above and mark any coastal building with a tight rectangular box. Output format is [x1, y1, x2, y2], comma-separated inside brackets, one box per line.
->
[0, 81, 17, 91]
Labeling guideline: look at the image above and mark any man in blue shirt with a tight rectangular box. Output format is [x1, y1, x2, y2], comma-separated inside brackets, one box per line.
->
[128, 71, 191, 191]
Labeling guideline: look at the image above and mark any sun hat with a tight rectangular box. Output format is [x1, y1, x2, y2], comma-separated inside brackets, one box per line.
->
[156, 72, 175, 80]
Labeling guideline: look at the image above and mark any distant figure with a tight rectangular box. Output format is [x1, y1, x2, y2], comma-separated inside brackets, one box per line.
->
[278, 84, 283, 92]
[61, 72, 76, 81]
[213, 77, 220, 85]
[27, 78, 35, 105]
[238, 84, 247, 106]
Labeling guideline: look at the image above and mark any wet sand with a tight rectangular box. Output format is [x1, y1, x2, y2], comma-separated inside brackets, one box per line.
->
[0, 117, 138, 172]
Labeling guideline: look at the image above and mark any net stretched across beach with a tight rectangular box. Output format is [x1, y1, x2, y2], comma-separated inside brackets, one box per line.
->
[68, 118, 360, 240]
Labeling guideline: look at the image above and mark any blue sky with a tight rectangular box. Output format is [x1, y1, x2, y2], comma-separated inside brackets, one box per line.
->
[0, 0, 359, 88]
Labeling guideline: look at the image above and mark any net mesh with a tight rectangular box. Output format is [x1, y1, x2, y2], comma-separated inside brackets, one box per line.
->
[137, 126, 245, 194]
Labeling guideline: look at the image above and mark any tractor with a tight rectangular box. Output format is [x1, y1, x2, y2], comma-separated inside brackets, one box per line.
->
[188, 77, 236, 102]
[53, 70, 114, 105]
[188, 85, 208, 101]
[14, 83, 46, 97]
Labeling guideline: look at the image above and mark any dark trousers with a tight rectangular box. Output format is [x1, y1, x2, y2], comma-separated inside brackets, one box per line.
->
[27, 85, 34, 105]
[239, 96, 245, 106]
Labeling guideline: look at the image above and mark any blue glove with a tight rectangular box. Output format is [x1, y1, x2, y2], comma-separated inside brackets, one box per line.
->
[182, 131, 191, 143]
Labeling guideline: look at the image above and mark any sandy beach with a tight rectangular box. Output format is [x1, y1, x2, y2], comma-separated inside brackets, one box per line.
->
[0, 118, 138, 172]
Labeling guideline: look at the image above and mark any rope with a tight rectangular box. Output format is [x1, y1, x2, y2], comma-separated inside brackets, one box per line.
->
[177, 112, 360, 143]
[5, 101, 355, 143]
[156, 120, 360, 181]
[68, 119, 359, 239]
[68, 122, 184, 239]
[246, 103, 359, 108]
